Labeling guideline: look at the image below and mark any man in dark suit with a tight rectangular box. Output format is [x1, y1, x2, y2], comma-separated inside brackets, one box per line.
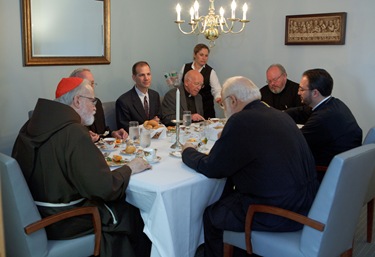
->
[182, 76, 319, 257]
[116, 61, 162, 132]
[286, 68, 362, 181]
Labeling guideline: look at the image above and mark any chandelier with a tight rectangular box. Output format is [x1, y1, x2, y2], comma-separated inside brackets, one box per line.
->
[174, 0, 250, 47]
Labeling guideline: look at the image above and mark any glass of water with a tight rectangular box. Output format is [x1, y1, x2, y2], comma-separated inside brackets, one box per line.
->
[140, 128, 151, 148]
[129, 121, 140, 145]
[183, 111, 192, 129]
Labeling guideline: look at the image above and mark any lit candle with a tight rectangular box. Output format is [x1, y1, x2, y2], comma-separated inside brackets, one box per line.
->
[220, 7, 225, 23]
[231, 0, 236, 19]
[242, 3, 248, 20]
[176, 88, 180, 121]
[190, 7, 194, 23]
[176, 4, 181, 21]
[194, 0, 199, 19]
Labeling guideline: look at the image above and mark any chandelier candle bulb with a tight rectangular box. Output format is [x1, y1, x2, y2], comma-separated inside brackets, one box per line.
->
[242, 3, 248, 20]
[176, 88, 180, 121]
[220, 7, 224, 23]
[231, 0, 236, 19]
[176, 4, 181, 21]
[194, 0, 199, 19]
[190, 7, 194, 23]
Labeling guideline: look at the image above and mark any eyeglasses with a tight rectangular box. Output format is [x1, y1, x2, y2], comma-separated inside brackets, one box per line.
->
[298, 86, 311, 92]
[266, 73, 284, 84]
[90, 81, 98, 87]
[193, 82, 204, 89]
[79, 95, 97, 105]
[219, 95, 231, 109]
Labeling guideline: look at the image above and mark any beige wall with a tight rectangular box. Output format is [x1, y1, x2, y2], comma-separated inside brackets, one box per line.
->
[1, 0, 374, 154]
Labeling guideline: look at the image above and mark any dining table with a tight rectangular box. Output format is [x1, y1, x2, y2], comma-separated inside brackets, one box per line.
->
[105, 126, 226, 257]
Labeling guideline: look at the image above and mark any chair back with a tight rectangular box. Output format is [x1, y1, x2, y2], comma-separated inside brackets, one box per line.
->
[102, 101, 116, 131]
[300, 144, 375, 257]
[362, 126, 375, 205]
[0, 152, 49, 257]
[363, 126, 375, 145]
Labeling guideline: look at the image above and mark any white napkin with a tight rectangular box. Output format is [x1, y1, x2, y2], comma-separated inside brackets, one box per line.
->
[149, 126, 167, 139]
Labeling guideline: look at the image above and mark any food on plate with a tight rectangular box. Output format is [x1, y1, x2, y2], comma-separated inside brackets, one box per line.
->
[115, 139, 123, 144]
[112, 155, 122, 162]
[167, 126, 176, 132]
[125, 145, 136, 154]
[143, 120, 160, 129]
[187, 138, 197, 142]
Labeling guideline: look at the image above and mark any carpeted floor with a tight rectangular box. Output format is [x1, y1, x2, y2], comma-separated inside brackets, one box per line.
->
[195, 206, 375, 257]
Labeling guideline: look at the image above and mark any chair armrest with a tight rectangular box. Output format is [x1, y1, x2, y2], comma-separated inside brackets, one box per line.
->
[24, 206, 101, 256]
[244, 204, 325, 255]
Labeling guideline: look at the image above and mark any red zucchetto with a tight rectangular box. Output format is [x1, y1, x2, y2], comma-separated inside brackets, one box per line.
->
[55, 77, 84, 98]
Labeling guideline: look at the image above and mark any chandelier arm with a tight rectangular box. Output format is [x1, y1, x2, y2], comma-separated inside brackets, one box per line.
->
[176, 22, 200, 35]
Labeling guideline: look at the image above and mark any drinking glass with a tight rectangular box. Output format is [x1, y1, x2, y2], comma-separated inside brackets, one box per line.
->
[183, 111, 192, 129]
[140, 128, 151, 148]
[129, 121, 140, 145]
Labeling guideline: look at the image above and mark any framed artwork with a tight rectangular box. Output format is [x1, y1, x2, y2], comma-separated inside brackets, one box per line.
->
[285, 12, 347, 45]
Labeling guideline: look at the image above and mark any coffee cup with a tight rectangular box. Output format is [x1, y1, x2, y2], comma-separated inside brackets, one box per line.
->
[143, 148, 157, 162]
[103, 137, 116, 150]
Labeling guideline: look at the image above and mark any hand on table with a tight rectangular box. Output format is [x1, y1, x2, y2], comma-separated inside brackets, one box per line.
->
[112, 128, 128, 140]
[127, 157, 152, 175]
[182, 142, 197, 152]
[192, 113, 205, 122]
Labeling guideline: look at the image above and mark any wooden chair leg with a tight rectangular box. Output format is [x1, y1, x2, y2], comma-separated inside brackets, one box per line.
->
[367, 198, 374, 243]
[340, 248, 353, 257]
[223, 243, 234, 257]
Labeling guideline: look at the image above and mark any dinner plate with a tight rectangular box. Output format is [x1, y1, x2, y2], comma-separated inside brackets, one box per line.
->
[147, 156, 161, 164]
[105, 157, 129, 167]
[169, 151, 182, 158]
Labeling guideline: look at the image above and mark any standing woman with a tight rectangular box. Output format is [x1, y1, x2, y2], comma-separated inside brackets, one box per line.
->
[181, 44, 222, 119]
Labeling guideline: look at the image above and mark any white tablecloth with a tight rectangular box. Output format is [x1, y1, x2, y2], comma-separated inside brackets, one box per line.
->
[109, 136, 225, 257]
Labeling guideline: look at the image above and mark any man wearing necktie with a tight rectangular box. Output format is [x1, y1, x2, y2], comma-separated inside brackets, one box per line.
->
[116, 61, 162, 132]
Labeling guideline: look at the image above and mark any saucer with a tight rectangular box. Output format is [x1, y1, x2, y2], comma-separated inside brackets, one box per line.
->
[147, 156, 161, 164]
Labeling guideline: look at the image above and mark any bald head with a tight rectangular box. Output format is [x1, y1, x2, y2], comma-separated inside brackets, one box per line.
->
[184, 70, 204, 96]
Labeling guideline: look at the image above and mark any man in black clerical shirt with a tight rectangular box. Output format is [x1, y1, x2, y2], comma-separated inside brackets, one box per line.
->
[260, 64, 302, 110]
[161, 70, 205, 126]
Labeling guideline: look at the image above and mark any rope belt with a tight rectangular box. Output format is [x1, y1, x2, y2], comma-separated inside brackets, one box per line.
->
[34, 198, 85, 207]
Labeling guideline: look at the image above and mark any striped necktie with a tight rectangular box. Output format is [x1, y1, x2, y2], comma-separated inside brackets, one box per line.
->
[144, 95, 149, 118]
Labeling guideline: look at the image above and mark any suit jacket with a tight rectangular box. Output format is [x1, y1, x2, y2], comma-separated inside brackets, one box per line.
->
[286, 96, 362, 167]
[161, 85, 204, 126]
[116, 86, 161, 132]
[182, 100, 319, 231]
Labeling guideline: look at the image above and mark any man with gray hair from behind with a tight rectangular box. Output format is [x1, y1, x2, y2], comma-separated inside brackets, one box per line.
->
[182, 76, 319, 257]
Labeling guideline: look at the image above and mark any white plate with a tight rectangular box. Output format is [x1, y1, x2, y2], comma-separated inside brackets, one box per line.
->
[169, 151, 182, 158]
[147, 156, 161, 164]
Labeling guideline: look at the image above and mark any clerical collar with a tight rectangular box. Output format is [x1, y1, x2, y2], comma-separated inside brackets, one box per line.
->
[312, 96, 332, 111]
[184, 88, 192, 98]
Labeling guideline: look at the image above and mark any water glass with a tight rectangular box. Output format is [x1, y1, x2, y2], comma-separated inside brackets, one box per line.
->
[183, 111, 192, 128]
[129, 121, 140, 144]
[140, 128, 151, 148]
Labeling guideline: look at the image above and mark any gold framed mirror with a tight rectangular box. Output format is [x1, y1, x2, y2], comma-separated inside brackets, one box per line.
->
[22, 0, 111, 66]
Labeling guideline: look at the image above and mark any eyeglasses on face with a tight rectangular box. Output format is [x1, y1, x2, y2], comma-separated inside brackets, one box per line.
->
[190, 81, 204, 89]
[90, 81, 98, 87]
[219, 95, 231, 109]
[266, 73, 284, 84]
[78, 95, 97, 105]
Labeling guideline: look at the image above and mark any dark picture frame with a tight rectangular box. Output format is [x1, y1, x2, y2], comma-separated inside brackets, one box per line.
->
[285, 12, 347, 45]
